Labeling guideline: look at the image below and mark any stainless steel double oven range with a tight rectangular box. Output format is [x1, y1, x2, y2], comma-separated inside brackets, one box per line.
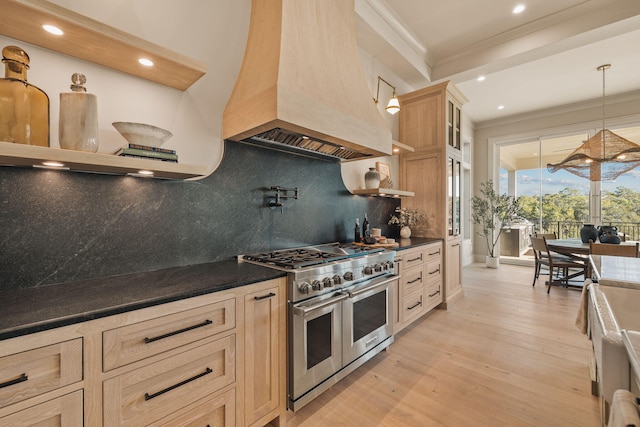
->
[242, 242, 397, 411]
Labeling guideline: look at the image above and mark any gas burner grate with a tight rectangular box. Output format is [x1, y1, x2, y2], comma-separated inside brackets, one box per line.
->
[243, 248, 348, 269]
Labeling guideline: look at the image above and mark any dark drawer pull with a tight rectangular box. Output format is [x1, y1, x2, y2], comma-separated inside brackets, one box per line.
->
[428, 268, 440, 275]
[428, 289, 441, 298]
[144, 319, 213, 344]
[0, 373, 28, 389]
[144, 367, 212, 401]
[407, 300, 422, 310]
[428, 250, 441, 256]
[407, 276, 422, 285]
[254, 292, 276, 301]
[407, 255, 423, 262]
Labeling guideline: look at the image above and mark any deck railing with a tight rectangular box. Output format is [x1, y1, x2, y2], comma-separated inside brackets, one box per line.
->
[538, 221, 640, 241]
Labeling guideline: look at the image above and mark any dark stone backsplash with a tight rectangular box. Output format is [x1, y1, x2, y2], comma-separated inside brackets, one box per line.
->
[0, 140, 400, 290]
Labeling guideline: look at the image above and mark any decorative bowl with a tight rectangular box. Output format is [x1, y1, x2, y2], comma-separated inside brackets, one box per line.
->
[112, 122, 173, 147]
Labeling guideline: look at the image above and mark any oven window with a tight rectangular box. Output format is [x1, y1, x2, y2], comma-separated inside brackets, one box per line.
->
[353, 290, 387, 342]
[306, 313, 332, 370]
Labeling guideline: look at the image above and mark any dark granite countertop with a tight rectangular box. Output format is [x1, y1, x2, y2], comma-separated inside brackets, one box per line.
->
[0, 260, 286, 341]
[395, 237, 442, 250]
[1, 239, 441, 342]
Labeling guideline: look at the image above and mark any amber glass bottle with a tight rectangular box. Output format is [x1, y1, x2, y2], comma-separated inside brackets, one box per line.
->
[0, 46, 50, 146]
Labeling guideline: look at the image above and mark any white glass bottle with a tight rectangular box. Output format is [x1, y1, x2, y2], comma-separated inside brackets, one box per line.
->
[59, 73, 98, 152]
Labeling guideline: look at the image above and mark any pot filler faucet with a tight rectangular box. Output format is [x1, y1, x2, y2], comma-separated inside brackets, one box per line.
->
[267, 186, 298, 213]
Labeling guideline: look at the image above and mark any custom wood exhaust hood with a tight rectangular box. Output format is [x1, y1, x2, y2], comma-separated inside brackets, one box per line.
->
[223, 0, 392, 162]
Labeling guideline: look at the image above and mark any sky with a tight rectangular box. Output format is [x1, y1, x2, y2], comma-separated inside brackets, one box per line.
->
[500, 167, 640, 197]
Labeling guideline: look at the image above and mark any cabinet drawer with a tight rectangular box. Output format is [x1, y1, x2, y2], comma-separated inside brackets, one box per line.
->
[425, 259, 442, 283]
[400, 288, 425, 325]
[0, 338, 82, 408]
[401, 248, 425, 270]
[103, 334, 236, 427]
[401, 266, 424, 294]
[149, 388, 235, 427]
[103, 298, 235, 371]
[424, 243, 442, 262]
[0, 390, 83, 427]
[425, 279, 443, 308]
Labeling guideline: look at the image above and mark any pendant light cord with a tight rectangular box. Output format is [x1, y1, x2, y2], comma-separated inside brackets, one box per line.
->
[598, 64, 611, 133]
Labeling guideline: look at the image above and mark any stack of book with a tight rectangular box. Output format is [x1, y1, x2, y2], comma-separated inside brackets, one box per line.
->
[114, 144, 178, 162]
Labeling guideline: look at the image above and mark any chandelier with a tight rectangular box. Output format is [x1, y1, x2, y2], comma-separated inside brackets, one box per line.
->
[547, 64, 640, 181]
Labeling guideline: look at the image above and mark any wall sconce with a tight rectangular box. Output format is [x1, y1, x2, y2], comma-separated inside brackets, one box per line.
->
[373, 76, 400, 115]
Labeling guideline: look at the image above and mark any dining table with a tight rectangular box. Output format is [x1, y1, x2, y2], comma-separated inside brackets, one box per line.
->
[545, 238, 591, 257]
[546, 238, 640, 279]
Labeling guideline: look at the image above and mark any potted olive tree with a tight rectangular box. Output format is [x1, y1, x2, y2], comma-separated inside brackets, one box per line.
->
[471, 180, 520, 268]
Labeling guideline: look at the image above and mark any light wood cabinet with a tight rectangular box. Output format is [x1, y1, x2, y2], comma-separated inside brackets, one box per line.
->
[399, 81, 467, 308]
[103, 336, 236, 426]
[149, 388, 236, 427]
[0, 338, 83, 408]
[395, 242, 442, 333]
[244, 285, 283, 427]
[0, 390, 83, 427]
[0, 327, 84, 425]
[0, 276, 286, 427]
[102, 298, 236, 372]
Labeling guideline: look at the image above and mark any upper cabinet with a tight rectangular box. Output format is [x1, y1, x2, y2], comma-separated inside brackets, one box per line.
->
[398, 81, 468, 307]
[0, 0, 209, 179]
[398, 81, 467, 154]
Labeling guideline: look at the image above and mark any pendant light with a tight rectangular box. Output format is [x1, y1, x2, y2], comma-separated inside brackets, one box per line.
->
[548, 64, 640, 181]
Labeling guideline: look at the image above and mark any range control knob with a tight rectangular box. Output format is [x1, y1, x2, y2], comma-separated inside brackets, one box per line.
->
[364, 266, 374, 275]
[323, 277, 333, 288]
[332, 275, 343, 285]
[343, 271, 354, 281]
[311, 280, 322, 291]
[374, 264, 383, 272]
[298, 282, 311, 294]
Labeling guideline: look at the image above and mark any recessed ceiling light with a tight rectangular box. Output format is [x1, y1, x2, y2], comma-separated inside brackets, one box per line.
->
[497, 105, 505, 110]
[138, 58, 154, 67]
[393, 148, 400, 153]
[137, 170, 154, 176]
[513, 4, 525, 14]
[477, 75, 486, 82]
[43, 24, 63, 36]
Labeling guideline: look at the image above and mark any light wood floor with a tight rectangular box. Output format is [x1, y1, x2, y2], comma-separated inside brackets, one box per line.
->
[285, 263, 600, 426]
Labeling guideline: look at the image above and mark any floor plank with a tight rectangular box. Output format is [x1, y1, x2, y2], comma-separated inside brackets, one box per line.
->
[285, 262, 600, 426]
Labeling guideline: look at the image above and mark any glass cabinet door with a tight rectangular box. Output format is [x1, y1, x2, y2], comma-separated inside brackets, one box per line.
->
[447, 101, 462, 150]
[448, 157, 461, 236]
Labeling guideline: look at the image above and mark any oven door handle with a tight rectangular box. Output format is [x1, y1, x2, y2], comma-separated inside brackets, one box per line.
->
[292, 293, 348, 317]
[346, 275, 398, 298]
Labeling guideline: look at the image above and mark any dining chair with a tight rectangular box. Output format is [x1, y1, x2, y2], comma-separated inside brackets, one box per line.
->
[589, 241, 640, 257]
[530, 236, 587, 293]
[535, 232, 557, 240]
[530, 232, 558, 280]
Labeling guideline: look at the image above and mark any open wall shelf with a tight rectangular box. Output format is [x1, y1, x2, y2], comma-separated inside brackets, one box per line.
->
[0, 141, 209, 179]
[0, 0, 207, 90]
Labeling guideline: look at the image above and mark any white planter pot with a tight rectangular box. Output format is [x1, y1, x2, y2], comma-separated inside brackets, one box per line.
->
[400, 226, 411, 238]
[485, 255, 499, 269]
